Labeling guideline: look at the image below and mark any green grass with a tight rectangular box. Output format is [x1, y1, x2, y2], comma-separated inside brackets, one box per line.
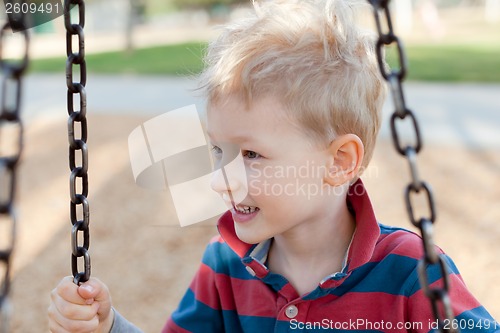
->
[388, 44, 500, 82]
[30, 42, 500, 82]
[30, 42, 206, 76]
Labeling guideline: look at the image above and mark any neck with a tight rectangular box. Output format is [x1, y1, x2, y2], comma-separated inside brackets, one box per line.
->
[268, 196, 356, 295]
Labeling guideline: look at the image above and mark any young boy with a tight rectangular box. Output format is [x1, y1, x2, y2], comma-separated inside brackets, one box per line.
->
[48, 0, 499, 332]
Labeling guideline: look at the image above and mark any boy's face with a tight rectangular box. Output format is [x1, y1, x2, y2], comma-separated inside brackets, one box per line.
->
[207, 95, 340, 245]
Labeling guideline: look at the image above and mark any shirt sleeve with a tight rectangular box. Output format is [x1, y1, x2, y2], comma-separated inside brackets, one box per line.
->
[407, 254, 500, 333]
[162, 238, 226, 333]
[109, 308, 144, 333]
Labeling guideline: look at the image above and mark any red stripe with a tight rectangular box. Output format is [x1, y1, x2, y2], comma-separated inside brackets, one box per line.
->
[409, 273, 481, 323]
[346, 179, 380, 270]
[162, 317, 191, 333]
[371, 230, 426, 262]
[311, 292, 409, 332]
[217, 275, 278, 316]
[192, 263, 278, 316]
[297, 292, 414, 332]
[190, 263, 221, 310]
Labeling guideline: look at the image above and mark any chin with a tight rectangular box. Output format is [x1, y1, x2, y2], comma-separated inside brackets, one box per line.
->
[234, 227, 268, 245]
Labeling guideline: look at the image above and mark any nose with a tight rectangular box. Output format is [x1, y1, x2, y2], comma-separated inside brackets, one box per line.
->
[210, 167, 232, 194]
[210, 153, 248, 205]
[210, 167, 243, 198]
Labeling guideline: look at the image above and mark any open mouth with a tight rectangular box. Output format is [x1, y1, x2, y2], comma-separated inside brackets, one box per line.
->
[233, 204, 260, 214]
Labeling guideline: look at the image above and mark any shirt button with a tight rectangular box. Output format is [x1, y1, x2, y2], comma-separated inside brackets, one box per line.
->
[285, 305, 298, 319]
[245, 266, 256, 276]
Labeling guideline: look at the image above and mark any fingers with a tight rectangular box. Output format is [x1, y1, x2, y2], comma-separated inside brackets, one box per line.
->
[51, 289, 100, 320]
[48, 276, 111, 333]
[78, 277, 113, 322]
[53, 276, 89, 305]
[48, 301, 99, 333]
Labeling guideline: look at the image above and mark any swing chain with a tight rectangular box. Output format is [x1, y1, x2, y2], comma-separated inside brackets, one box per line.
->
[0, 6, 29, 332]
[64, 0, 91, 285]
[368, 1, 457, 332]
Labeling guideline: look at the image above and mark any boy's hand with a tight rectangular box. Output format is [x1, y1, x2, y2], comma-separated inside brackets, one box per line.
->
[48, 276, 114, 333]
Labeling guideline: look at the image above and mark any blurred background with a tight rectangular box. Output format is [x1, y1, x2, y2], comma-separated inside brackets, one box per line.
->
[0, 0, 499, 331]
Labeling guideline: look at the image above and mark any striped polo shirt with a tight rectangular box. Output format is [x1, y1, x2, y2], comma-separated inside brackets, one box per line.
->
[164, 180, 499, 332]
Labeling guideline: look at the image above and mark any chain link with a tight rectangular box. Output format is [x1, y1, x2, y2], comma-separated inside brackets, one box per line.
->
[367, 1, 458, 332]
[64, 0, 91, 285]
[0, 6, 29, 332]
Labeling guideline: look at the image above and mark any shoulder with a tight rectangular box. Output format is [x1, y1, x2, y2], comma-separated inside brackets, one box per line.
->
[201, 235, 248, 277]
[203, 235, 238, 262]
[360, 224, 436, 294]
[374, 223, 435, 260]
[372, 223, 460, 276]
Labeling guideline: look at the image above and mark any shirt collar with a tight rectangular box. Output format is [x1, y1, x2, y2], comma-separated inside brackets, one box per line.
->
[217, 178, 380, 274]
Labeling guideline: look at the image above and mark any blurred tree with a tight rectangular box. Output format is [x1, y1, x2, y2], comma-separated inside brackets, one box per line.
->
[125, 0, 147, 53]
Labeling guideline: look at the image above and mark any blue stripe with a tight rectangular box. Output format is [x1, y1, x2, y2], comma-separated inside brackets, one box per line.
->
[171, 287, 278, 332]
[409, 254, 461, 296]
[261, 271, 290, 293]
[337, 254, 419, 296]
[227, 313, 276, 332]
[202, 241, 257, 280]
[170, 288, 225, 332]
[379, 223, 415, 235]
[451, 306, 500, 333]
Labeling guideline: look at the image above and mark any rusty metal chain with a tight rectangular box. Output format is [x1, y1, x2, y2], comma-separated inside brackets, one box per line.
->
[367, 1, 457, 332]
[64, 0, 91, 285]
[0, 6, 29, 332]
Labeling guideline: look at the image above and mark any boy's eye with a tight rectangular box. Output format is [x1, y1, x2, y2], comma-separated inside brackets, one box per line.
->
[242, 150, 261, 159]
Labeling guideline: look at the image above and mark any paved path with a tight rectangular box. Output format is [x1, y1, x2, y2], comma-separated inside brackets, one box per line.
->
[22, 74, 500, 149]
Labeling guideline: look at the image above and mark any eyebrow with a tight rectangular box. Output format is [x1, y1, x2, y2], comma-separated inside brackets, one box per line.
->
[206, 130, 253, 144]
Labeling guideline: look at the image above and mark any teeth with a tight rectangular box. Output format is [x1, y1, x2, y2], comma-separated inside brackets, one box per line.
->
[234, 205, 259, 214]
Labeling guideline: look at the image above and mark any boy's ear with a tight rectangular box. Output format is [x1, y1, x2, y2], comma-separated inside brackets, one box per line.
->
[323, 134, 364, 187]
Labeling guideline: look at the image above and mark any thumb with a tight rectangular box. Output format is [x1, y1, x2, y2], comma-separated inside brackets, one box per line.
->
[77, 277, 108, 303]
[76, 277, 114, 330]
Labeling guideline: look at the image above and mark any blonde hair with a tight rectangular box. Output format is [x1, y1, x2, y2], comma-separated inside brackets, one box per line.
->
[200, 0, 386, 168]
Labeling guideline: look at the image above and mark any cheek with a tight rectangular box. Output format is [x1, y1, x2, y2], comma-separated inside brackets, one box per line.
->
[246, 165, 266, 197]
[245, 164, 319, 200]
[244, 162, 279, 198]
[245, 156, 328, 196]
